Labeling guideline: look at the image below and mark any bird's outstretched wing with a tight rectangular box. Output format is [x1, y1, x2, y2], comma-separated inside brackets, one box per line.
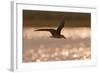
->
[35, 29, 55, 35]
[56, 16, 65, 34]
[35, 29, 53, 31]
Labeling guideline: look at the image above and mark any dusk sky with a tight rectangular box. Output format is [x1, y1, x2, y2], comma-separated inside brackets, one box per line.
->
[23, 10, 91, 27]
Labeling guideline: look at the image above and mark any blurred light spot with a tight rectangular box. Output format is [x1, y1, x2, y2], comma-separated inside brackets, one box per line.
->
[36, 59, 41, 62]
[61, 50, 69, 56]
[72, 54, 78, 58]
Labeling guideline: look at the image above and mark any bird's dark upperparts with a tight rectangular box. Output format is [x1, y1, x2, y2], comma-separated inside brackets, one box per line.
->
[35, 16, 66, 39]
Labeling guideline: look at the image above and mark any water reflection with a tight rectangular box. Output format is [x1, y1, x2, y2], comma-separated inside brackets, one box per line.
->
[23, 27, 91, 62]
[23, 47, 91, 62]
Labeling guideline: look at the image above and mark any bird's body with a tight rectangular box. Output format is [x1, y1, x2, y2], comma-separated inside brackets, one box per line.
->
[35, 17, 66, 39]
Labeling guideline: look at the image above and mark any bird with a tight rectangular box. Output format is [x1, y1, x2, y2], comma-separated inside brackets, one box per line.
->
[35, 16, 66, 39]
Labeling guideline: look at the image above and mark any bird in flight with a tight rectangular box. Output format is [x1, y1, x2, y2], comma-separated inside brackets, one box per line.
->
[35, 16, 66, 39]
